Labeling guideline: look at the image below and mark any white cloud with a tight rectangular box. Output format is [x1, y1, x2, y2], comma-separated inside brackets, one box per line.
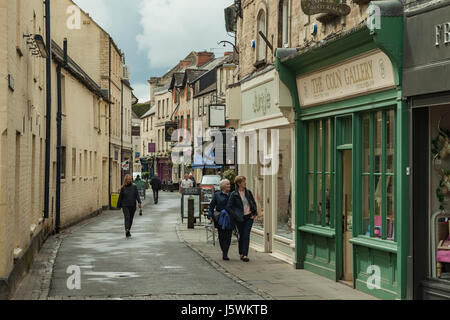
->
[132, 82, 151, 104]
[136, 0, 234, 70]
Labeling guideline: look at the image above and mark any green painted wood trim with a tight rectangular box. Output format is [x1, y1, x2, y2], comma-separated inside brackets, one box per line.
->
[313, 122, 318, 225]
[349, 236, 398, 254]
[304, 261, 336, 281]
[330, 119, 335, 230]
[299, 225, 336, 238]
[335, 118, 343, 280]
[353, 114, 362, 285]
[337, 144, 353, 150]
[300, 89, 398, 120]
[395, 100, 409, 300]
[321, 120, 326, 227]
[355, 279, 398, 300]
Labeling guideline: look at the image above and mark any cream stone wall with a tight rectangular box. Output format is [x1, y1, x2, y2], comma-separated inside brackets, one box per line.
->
[237, 0, 370, 78]
[141, 111, 156, 157]
[155, 90, 173, 153]
[0, 0, 48, 279]
[56, 66, 107, 228]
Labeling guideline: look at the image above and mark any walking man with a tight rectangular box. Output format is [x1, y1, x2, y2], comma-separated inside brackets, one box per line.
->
[117, 174, 142, 238]
[150, 175, 162, 204]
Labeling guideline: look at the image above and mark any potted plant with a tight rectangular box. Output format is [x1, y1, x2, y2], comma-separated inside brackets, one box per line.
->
[223, 169, 236, 190]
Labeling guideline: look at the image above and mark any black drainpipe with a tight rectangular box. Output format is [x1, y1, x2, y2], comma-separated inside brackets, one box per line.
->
[121, 80, 124, 182]
[55, 39, 67, 234]
[108, 37, 112, 208]
[43, 0, 51, 219]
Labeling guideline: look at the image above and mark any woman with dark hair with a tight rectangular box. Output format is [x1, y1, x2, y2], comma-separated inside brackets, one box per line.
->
[226, 176, 257, 262]
[117, 174, 142, 238]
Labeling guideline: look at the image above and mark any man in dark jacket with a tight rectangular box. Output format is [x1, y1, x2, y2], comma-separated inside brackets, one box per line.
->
[117, 175, 142, 238]
[150, 175, 162, 204]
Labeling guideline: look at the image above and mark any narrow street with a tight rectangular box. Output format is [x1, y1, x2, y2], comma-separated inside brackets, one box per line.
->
[14, 192, 262, 300]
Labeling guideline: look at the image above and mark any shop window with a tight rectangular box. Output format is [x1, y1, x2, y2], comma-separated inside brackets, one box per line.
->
[276, 128, 293, 239]
[362, 109, 395, 241]
[307, 118, 335, 227]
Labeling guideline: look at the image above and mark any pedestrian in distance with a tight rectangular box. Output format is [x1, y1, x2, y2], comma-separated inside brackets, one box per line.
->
[189, 174, 197, 187]
[150, 175, 162, 204]
[179, 174, 194, 194]
[208, 179, 234, 261]
[226, 176, 257, 262]
[117, 174, 142, 238]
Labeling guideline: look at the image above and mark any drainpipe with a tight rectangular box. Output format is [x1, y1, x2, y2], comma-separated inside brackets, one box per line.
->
[55, 38, 67, 234]
[121, 80, 123, 182]
[43, 0, 51, 219]
[108, 37, 112, 208]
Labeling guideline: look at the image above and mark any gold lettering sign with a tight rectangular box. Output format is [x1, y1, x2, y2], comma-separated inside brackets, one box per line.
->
[301, 0, 351, 16]
[297, 50, 396, 108]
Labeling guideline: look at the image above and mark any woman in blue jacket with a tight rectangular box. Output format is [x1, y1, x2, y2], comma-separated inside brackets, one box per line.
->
[226, 176, 257, 262]
[208, 179, 233, 260]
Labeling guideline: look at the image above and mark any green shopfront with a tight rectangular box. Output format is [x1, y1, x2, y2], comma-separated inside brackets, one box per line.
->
[276, 1, 408, 299]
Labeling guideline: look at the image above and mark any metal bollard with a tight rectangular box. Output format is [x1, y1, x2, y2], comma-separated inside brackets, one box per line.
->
[188, 198, 195, 229]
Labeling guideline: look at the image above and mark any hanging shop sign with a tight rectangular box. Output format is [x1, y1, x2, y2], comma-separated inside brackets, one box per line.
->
[165, 122, 178, 142]
[297, 49, 396, 108]
[301, 0, 351, 16]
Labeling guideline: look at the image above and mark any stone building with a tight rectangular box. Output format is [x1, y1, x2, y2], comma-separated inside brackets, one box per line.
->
[0, 0, 132, 299]
[140, 106, 156, 176]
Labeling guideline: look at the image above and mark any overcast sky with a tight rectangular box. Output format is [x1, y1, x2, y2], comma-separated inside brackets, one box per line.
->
[73, 0, 234, 103]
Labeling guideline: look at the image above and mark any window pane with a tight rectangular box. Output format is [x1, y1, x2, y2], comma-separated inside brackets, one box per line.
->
[374, 175, 382, 238]
[326, 119, 331, 172]
[386, 110, 395, 173]
[316, 175, 322, 225]
[317, 121, 323, 172]
[386, 175, 395, 241]
[374, 112, 382, 173]
[308, 174, 315, 224]
[325, 174, 331, 227]
[362, 114, 370, 173]
[309, 122, 314, 172]
[362, 176, 370, 236]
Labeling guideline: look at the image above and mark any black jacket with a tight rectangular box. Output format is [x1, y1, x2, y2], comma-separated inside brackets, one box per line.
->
[208, 191, 234, 229]
[226, 188, 257, 223]
[150, 177, 162, 190]
[117, 184, 141, 208]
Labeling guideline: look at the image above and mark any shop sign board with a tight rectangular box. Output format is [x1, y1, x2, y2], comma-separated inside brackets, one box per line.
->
[242, 79, 278, 122]
[301, 0, 351, 16]
[297, 49, 396, 108]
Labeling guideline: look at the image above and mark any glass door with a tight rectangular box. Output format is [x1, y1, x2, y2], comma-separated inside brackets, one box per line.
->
[342, 149, 353, 283]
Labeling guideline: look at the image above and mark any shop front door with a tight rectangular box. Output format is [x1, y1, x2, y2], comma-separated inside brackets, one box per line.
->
[342, 149, 353, 283]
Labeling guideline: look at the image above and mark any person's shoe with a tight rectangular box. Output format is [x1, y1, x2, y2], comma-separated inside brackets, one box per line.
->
[223, 257, 230, 261]
[242, 257, 250, 262]
[126, 231, 131, 238]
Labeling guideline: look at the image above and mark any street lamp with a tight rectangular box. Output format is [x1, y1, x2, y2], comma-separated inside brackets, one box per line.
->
[23, 34, 49, 58]
[218, 41, 239, 55]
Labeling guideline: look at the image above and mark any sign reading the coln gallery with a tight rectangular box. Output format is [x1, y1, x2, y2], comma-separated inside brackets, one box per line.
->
[301, 0, 351, 16]
[297, 50, 396, 108]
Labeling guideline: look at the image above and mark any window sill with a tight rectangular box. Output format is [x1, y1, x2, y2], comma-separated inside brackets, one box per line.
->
[349, 236, 398, 254]
[299, 225, 335, 238]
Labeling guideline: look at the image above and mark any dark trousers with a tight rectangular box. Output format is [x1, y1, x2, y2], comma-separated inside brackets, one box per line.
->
[237, 215, 254, 257]
[153, 189, 159, 203]
[218, 228, 233, 258]
[123, 206, 136, 231]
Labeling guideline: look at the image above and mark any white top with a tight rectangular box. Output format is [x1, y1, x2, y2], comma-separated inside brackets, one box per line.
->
[180, 179, 194, 189]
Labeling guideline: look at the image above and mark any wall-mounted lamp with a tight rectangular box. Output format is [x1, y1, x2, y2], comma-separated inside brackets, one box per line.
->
[23, 34, 48, 58]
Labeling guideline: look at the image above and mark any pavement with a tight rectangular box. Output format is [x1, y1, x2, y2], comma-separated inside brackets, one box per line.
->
[12, 191, 376, 300]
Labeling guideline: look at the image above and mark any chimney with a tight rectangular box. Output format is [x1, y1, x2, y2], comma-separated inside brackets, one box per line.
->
[148, 77, 161, 105]
[179, 60, 191, 69]
[196, 52, 214, 67]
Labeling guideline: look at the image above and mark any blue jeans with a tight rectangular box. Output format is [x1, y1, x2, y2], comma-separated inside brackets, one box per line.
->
[237, 215, 254, 257]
